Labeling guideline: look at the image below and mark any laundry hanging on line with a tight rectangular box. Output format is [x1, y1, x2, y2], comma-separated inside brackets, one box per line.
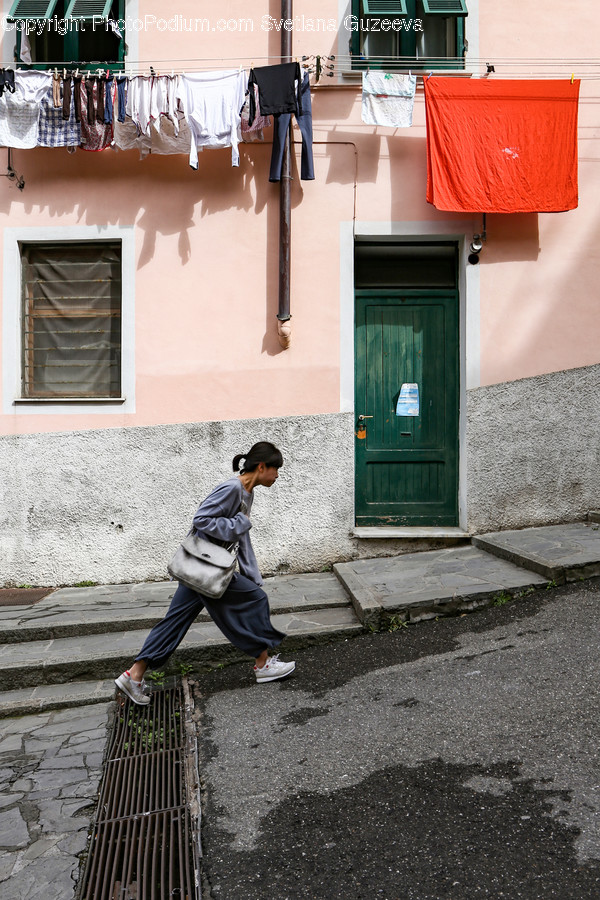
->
[183, 69, 247, 169]
[0, 66, 314, 176]
[247, 62, 302, 123]
[270, 71, 314, 182]
[241, 84, 271, 141]
[113, 75, 190, 158]
[423, 77, 581, 213]
[361, 72, 417, 128]
[248, 62, 314, 182]
[0, 70, 52, 149]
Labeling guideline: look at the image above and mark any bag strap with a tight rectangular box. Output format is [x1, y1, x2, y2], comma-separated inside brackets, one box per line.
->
[190, 487, 244, 551]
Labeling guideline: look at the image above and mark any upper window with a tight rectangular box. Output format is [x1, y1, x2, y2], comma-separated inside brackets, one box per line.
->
[20, 241, 122, 399]
[8, 0, 126, 70]
[349, 0, 467, 70]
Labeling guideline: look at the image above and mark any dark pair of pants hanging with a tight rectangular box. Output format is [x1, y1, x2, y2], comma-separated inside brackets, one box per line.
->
[270, 72, 314, 182]
[248, 63, 314, 182]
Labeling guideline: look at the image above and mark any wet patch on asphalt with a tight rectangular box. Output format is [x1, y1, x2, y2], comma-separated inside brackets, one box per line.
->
[200, 757, 600, 900]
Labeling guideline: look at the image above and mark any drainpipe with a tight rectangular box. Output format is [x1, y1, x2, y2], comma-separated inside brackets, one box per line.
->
[277, 0, 293, 349]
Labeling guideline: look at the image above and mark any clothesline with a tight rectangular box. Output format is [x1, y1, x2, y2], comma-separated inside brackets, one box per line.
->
[0, 64, 317, 181]
[17, 54, 600, 75]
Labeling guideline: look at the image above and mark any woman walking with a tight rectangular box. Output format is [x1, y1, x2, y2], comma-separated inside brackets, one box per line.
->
[115, 442, 295, 705]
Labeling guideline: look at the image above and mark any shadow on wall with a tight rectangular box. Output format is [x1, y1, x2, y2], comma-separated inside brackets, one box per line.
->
[484, 214, 540, 263]
[325, 129, 380, 185]
[0, 140, 297, 270]
[481, 202, 600, 382]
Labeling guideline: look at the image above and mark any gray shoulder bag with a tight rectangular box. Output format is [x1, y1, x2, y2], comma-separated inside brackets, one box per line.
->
[167, 532, 238, 599]
[167, 493, 244, 599]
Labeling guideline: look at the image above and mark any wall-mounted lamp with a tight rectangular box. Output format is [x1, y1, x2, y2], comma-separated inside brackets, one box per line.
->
[468, 215, 487, 265]
[468, 235, 483, 265]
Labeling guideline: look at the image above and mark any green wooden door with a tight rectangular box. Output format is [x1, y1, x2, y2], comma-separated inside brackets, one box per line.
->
[355, 290, 459, 526]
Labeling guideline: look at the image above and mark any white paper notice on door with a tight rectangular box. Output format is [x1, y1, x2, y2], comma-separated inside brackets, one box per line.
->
[396, 383, 419, 417]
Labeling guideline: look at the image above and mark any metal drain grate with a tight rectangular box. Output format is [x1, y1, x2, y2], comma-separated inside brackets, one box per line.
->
[78, 684, 199, 900]
[98, 749, 185, 820]
[107, 685, 185, 758]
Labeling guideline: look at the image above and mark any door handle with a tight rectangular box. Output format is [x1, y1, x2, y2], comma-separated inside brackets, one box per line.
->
[357, 415, 374, 421]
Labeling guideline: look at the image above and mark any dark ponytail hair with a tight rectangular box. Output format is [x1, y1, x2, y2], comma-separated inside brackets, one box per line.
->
[233, 441, 283, 473]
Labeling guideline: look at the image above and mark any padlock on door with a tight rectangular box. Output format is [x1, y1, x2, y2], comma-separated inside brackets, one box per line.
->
[355, 414, 373, 439]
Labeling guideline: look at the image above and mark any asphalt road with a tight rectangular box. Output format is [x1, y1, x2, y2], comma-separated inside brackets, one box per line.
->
[194, 578, 600, 900]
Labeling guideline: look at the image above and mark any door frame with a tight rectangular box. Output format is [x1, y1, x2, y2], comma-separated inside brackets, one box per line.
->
[340, 221, 482, 533]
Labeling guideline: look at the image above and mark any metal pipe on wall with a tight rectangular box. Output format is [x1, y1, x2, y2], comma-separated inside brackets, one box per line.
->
[277, 0, 293, 349]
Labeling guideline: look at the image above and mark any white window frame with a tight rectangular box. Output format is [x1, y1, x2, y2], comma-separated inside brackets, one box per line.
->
[2, 224, 135, 415]
[336, 0, 479, 77]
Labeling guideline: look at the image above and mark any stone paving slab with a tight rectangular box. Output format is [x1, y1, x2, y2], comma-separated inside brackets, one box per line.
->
[473, 522, 600, 582]
[335, 545, 548, 628]
[0, 607, 363, 692]
[0, 573, 350, 644]
[0, 588, 54, 608]
[0, 681, 116, 720]
[0, 704, 110, 899]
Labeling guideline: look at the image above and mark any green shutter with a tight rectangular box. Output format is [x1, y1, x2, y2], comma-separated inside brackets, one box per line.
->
[7, 0, 59, 20]
[65, 0, 113, 20]
[363, 1, 409, 15]
[422, 0, 468, 16]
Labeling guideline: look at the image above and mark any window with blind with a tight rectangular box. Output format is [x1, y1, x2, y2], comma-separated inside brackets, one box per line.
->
[20, 241, 122, 399]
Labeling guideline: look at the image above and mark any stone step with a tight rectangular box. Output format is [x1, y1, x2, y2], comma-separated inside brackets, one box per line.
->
[472, 522, 600, 583]
[334, 545, 548, 628]
[0, 572, 351, 644]
[0, 679, 116, 719]
[0, 606, 363, 693]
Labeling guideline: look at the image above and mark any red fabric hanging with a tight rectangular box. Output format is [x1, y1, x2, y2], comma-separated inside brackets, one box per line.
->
[423, 78, 580, 213]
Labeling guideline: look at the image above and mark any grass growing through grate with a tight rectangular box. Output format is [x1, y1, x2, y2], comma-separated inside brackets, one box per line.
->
[107, 681, 185, 759]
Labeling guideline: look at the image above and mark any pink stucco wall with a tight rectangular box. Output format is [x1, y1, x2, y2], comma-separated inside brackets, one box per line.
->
[1, 0, 599, 436]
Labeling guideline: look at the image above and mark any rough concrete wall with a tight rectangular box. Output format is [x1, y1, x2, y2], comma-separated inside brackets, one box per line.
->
[4, 363, 598, 587]
[0, 414, 360, 587]
[467, 363, 600, 533]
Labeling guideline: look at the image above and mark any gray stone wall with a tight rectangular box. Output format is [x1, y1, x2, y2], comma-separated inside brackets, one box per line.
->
[0, 414, 356, 587]
[467, 363, 600, 533]
[1, 363, 598, 586]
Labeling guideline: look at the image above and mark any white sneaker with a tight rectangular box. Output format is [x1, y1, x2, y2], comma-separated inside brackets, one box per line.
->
[254, 654, 296, 683]
[115, 671, 151, 705]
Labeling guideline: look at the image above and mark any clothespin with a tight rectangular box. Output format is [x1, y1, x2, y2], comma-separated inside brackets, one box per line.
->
[427, 71, 433, 80]
[54, 67, 58, 78]
[63, 68, 67, 79]
[571, 73, 575, 84]
[75, 68, 80, 78]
